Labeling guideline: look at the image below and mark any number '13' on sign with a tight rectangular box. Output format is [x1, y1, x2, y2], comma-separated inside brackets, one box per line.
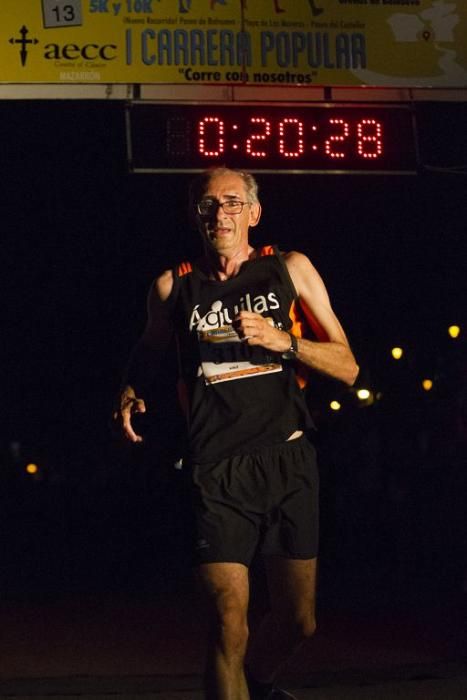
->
[42, 0, 82, 28]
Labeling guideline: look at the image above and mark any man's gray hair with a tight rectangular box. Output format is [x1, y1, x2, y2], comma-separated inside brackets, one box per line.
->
[189, 167, 260, 213]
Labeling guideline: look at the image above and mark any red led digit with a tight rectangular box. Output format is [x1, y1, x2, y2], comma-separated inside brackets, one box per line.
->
[357, 119, 383, 159]
[325, 119, 350, 159]
[198, 117, 225, 157]
[278, 119, 304, 158]
[245, 117, 271, 157]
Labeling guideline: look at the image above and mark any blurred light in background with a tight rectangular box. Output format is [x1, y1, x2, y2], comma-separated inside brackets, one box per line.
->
[357, 389, 371, 401]
[448, 325, 460, 338]
[25, 463, 39, 475]
[391, 347, 404, 360]
[330, 400, 341, 411]
[422, 379, 433, 391]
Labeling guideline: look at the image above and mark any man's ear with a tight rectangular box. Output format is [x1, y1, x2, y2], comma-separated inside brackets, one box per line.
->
[249, 202, 262, 227]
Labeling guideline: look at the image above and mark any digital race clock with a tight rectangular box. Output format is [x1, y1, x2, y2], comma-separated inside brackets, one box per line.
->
[127, 103, 418, 174]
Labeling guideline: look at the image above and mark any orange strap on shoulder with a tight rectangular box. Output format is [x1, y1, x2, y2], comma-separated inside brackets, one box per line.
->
[258, 244, 276, 257]
[176, 261, 193, 277]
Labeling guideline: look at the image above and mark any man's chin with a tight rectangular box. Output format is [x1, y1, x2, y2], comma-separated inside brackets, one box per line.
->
[208, 234, 235, 254]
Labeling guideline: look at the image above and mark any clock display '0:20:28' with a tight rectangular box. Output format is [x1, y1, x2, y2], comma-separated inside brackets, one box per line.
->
[128, 103, 417, 173]
[197, 114, 383, 161]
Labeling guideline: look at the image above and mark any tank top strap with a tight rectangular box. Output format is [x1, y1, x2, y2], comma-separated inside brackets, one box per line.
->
[176, 260, 193, 277]
[257, 244, 277, 257]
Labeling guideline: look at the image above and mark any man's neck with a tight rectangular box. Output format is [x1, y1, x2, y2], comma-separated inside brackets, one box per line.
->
[207, 246, 255, 281]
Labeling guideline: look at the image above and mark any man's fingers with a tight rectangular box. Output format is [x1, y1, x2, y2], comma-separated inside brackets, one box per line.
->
[236, 319, 260, 334]
[134, 400, 146, 413]
[235, 311, 259, 320]
[121, 397, 146, 415]
[117, 397, 147, 442]
[239, 319, 268, 338]
[122, 413, 143, 443]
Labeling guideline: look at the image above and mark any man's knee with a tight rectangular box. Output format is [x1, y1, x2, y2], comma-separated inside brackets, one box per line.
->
[196, 562, 250, 654]
[298, 612, 317, 639]
[202, 587, 249, 651]
[265, 557, 318, 643]
[274, 608, 317, 642]
[216, 605, 250, 652]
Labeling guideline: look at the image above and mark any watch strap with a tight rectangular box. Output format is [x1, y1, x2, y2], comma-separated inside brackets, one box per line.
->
[281, 332, 298, 359]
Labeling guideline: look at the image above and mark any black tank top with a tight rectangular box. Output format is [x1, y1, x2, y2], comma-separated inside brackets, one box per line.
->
[166, 245, 313, 463]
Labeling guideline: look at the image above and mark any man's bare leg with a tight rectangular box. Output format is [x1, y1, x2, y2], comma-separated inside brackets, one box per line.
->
[196, 562, 251, 700]
[247, 558, 318, 684]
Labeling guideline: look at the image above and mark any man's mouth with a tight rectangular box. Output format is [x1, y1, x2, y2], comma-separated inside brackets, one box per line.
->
[210, 227, 231, 237]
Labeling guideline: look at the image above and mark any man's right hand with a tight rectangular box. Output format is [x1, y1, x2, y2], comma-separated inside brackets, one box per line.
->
[113, 385, 146, 443]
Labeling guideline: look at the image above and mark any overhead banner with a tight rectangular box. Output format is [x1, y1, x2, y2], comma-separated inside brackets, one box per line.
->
[1, 0, 466, 87]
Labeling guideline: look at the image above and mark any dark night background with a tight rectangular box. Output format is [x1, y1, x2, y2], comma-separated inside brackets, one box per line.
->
[0, 100, 466, 612]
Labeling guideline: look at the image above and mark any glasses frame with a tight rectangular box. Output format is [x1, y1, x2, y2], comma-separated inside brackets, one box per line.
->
[197, 199, 249, 217]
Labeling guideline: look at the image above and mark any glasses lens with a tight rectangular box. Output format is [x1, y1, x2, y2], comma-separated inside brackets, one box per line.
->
[198, 200, 216, 216]
[197, 200, 245, 216]
[222, 201, 243, 214]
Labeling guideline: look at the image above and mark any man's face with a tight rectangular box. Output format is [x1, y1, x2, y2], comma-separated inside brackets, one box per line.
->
[197, 172, 261, 256]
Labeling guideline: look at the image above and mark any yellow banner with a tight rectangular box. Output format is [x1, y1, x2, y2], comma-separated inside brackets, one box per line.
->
[1, 0, 466, 86]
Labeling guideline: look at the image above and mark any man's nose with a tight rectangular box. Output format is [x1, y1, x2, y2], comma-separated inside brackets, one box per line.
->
[215, 205, 226, 221]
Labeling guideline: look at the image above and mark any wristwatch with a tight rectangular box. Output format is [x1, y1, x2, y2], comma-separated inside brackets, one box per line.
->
[281, 332, 299, 360]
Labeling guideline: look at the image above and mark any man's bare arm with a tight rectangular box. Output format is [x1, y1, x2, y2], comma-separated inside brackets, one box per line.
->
[115, 269, 175, 442]
[284, 251, 359, 385]
[234, 252, 358, 386]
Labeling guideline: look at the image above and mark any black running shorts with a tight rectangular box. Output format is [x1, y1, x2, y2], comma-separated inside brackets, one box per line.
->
[189, 435, 319, 566]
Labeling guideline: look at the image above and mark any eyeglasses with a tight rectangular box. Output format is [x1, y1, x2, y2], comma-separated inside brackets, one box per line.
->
[197, 199, 249, 217]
